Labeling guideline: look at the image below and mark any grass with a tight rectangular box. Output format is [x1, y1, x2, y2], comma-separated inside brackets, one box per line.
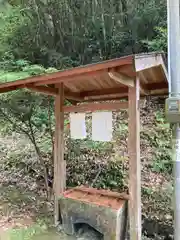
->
[0, 217, 58, 240]
[0, 179, 54, 240]
[7, 223, 47, 240]
[0, 65, 58, 84]
[0, 71, 30, 83]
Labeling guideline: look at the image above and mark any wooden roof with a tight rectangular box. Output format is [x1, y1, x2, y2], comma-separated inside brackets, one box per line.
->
[0, 52, 168, 102]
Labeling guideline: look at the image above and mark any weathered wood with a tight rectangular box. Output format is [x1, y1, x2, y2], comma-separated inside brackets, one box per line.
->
[145, 81, 168, 90]
[26, 85, 58, 96]
[81, 86, 128, 98]
[63, 101, 128, 113]
[35, 70, 106, 86]
[135, 53, 163, 72]
[72, 186, 129, 200]
[65, 91, 84, 101]
[54, 83, 66, 225]
[27, 84, 85, 101]
[0, 85, 19, 93]
[108, 71, 134, 87]
[128, 77, 141, 240]
[86, 93, 128, 102]
[0, 53, 168, 98]
[33, 56, 132, 86]
[139, 81, 168, 96]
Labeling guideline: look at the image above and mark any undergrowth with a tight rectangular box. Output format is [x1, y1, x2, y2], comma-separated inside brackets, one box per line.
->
[7, 222, 47, 240]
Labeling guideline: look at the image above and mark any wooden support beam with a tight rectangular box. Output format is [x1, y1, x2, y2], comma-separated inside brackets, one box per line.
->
[108, 71, 134, 87]
[81, 87, 128, 98]
[146, 81, 168, 90]
[26, 84, 84, 101]
[65, 91, 84, 102]
[139, 81, 168, 96]
[54, 83, 66, 225]
[128, 77, 141, 240]
[26, 85, 58, 96]
[34, 70, 106, 86]
[86, 93, 128, 102]
[63, 101, 128, 113]
[0, 85, 19, 93]
[139, 83, 150, 96]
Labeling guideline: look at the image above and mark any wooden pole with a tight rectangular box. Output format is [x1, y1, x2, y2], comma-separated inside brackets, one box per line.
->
[128, 77, 141, 240]
[54, 83, 66, 225]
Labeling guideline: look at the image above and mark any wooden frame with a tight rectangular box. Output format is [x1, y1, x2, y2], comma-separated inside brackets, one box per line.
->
[62, 92, 141, 240]
[53, 89, 142, 239]
[0, 52, 169, 240]
[52, 80, 141, 238]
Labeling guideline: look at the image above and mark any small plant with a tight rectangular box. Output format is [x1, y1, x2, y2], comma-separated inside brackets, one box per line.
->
[155, 111, 165, 124]
[142, 186, 153, 196]
[151, 150, 172, 174]
[142, 27, 167, 52]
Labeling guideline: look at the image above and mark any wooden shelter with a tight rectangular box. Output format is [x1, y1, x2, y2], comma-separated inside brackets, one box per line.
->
[0, 52, 169, 240]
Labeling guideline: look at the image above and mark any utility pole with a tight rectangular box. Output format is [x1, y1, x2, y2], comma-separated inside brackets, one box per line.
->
[167, 0, 180, 239]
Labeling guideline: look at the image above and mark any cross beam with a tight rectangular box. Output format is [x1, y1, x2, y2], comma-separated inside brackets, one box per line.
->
[63, 101, 128, 113]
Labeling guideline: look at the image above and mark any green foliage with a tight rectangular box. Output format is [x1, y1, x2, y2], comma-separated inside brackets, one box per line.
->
[152, 150, 172, 174]
[78, 139, 113, 152]
[0, 0, 167, 69]
[142, 186, 154, 196]
[0, 61, 58, 84]
[66, 139, 113, 160]
[155, 111, 165, 123]
[116, 123, 128, 135]
[95, 161, 127, 190]
[141, 110, 173, 174]
[0, 70, 31, 83]
[0, 89, 55, 173]
[22, 65, 47, 76]
[0, 90, 53, 135]
[8, 222, 47, 240]
[142, 27, 167, 52]
[67, 157, 127, 191]
[0, 6, 26, 57]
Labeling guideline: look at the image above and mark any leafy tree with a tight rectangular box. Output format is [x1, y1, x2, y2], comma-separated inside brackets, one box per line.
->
[0, 64, 57, 197]
[142, 27, 167, 52]
[0, 0, 167, 69]
[0, 89, 55, 197]
[0, 5, 25, 58]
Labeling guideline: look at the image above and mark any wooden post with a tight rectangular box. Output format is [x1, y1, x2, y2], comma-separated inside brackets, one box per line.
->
[54, 83, 66, 225]
[128, 77, 141, 240]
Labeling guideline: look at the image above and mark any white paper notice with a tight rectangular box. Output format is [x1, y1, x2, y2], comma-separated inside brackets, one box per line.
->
[92, 111, 112, 142]
[70, 113, 86, 139]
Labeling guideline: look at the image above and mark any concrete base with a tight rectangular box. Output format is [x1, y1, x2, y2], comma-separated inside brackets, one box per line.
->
[59, 187, 128, 240]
